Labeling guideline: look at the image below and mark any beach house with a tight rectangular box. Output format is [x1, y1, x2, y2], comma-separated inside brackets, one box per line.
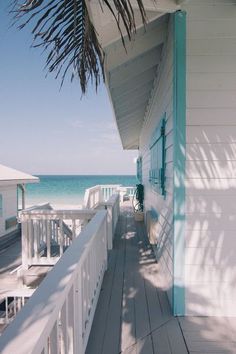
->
[1, 1, 236, 353]
[0, 164, 39, 245]
[86, 0, 236, 317]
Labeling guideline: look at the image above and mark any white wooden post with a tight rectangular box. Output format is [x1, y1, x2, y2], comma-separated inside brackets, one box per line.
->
[50, 321, 58, 354]
[76, 271, 84, 353]
[46, 220, 50, 260]
[106, 205, 113, 250]
[61, 299, 68, 354]
[59, 219, 64, 256]
[68, 286, 75, 353]
[21, 216, 28, 270]
[72, 218, 76, 239]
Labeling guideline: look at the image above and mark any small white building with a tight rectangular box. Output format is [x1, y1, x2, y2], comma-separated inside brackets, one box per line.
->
[0, 164, 39, 240]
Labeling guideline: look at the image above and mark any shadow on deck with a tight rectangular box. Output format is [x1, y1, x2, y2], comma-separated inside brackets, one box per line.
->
[86, 206, 188, 354]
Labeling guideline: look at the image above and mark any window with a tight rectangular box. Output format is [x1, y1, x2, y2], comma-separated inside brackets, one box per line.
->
[136, 156, 142, 183]
[0, 194, 2, 217]
[5, 216, 17, 230]
[149, 114, 166, 196]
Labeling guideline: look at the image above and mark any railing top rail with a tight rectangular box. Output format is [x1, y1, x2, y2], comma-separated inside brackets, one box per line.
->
[100, 184, 121, 188]
[22, 203, 53, 212]
[0, 210, 107, 354]
[99, 193, 120, 207]
[0, 289, 35, 299]
[83, 185, 102, 208]
[21, 209, 96, 220]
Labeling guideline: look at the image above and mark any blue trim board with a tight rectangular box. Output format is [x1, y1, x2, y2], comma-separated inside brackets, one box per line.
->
[172, 10, 186, 316]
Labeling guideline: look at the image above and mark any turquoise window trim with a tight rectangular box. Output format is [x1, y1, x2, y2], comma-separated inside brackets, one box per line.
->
[0, 194, 2, 217]
[173, 10, 186, 316]
[136, 156, 143, 183]
[149, 113, 166, 196]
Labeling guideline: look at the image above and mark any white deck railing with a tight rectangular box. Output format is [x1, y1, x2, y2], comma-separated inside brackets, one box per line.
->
[0, 289, 35, 327]
[83, 185, 102, 209]
[101, 184, 121, 201]
[98, 193, 120, 250]
[0, 210, 108, 354]
[21, 208, 96, 269]
[84, 184, 136, 209]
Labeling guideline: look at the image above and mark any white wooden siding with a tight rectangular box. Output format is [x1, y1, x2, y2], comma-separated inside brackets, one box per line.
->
[139, 16, 174, 307]
[183, 0, 236, 316]
[0, 186, 18, 237]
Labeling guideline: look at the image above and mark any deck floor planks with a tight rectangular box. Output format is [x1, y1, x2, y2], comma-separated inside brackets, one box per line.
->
[152, 325, 172, 354]
[86, 213, 126, 354]
[132, 216, 151, 343]
[89, 205, 236, 354]
[86, 206, 190, 354]
[120, 212, 137, 352]
[101, 215, 126, 353]
[84, 250, 118, 354]
[179, 316, 236, 354]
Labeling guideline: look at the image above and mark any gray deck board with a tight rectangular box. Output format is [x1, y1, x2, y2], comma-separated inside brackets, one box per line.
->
[87, 205, 236, 354]
[152, 326, 172, 354]
[179, 316, 236, 354]
[86, 206, 188, 354]
[0, 239, 52, 292]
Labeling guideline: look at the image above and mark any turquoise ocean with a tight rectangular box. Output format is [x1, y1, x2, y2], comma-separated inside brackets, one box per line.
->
[26, 175, 137, 207]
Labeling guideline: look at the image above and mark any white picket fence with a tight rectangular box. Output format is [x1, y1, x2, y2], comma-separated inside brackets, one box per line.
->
[0, 210, 108, 354]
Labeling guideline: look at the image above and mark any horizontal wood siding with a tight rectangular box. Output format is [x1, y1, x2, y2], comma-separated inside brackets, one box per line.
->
[139, 16, 174, 308]
[183, 0, 236, 316]
[0, 186, 18, 238]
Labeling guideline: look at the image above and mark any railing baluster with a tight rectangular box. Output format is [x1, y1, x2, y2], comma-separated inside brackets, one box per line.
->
[14, 297, 16, 317]
[21, 216, 28, 270]
[5, 297, 8, 323]
[68, 286, 75, 353]
[72, 218, 76, 239]
[75, 271, 83, 353]
[59, 219, 64, 256]
[61, 299, 68, 354]
[33, 220, 38, 260]
[46, 219, 51, 261]
[49, 321, 58, 354]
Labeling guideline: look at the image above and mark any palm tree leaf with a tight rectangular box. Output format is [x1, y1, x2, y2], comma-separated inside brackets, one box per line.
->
[12, 0, 146, 93]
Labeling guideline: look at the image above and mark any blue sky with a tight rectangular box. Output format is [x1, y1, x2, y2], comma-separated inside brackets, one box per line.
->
[0, 3, 137, 175]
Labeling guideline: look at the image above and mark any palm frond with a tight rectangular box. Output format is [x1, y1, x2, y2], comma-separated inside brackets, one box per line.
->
[12, 0, 146, 93]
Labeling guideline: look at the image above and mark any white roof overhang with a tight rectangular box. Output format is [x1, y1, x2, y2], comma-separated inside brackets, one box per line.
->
[87, 1, 178, 149]
[0, 164, 39, 187]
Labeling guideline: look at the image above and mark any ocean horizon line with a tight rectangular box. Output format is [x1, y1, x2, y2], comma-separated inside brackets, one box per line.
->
[34, 174, 136, 177]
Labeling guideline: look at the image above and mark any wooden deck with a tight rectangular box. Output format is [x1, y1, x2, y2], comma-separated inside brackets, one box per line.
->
[86, 206, 188, 354]
[1, 207, 236, 352]
[86, 206, 236, 354]
[0, 239, 52, 291]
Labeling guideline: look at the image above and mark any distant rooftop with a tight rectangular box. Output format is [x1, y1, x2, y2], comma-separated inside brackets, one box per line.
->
[0, 164, 39, 186]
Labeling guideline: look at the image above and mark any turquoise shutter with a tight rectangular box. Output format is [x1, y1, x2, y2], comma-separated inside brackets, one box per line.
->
[136, 156, 142, 183]
[149, 115, 166, 196]
[0, 195, 2, 217]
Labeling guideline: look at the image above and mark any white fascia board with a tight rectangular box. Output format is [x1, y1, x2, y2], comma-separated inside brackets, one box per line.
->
[0, 178, 39, 187]
[104, 73, 127, 150]
[86, 0, 177, 48]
